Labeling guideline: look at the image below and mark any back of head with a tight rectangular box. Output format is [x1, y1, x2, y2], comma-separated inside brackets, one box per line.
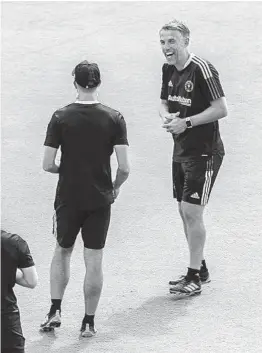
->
[72, 60, 101, 89]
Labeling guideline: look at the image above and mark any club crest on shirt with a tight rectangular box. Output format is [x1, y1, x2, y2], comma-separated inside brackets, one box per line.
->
[185, 80, 194, 92]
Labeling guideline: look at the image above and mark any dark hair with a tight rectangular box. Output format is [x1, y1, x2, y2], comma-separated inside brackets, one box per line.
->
[72, 60, 101, 89]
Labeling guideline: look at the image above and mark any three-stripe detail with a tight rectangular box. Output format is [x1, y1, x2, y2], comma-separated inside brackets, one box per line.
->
[182, 282, 200, 293]
[192, 55, 224, 100]
[201, 157, 214, 206]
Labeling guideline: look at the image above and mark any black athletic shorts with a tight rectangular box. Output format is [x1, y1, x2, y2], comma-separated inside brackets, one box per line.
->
[1, 311, 25, 353]
[53, 204, 111, 249]
[172, 155, 223, 206]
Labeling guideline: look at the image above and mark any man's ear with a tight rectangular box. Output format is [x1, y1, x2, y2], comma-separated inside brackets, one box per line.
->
[73, 80, 77, 89]
[185, 37, 189, 47]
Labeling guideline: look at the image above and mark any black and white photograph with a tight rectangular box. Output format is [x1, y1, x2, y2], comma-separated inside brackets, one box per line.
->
[1, 1, 262, 352]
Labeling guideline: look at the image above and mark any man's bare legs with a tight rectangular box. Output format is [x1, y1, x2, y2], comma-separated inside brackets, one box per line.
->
[180, 201, 206, 271]
[50, 243, 74, 300]
[83, 248, 103, 316]
[80, 248, 103, 336]
[178, 202, 206, 267]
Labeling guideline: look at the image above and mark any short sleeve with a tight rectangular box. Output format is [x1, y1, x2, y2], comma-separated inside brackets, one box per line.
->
[16, 236, 35, 268]
[160, 64, 169, 100]
[197, 62, 225, 102]
[44, 112, 61, 148]
[113, 113, 129, 146]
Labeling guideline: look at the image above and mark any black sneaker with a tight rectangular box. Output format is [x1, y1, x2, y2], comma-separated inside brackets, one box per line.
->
[200, 268, 211, 284]
[169, 270, 211, 287]
[80, 320, 97, 338]
[169, 275, 187, 287]
[40, 310, 61, 331]
[170, 277, 201, 297]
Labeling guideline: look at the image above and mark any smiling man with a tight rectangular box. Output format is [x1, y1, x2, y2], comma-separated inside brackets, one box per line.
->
[159, 20, 228, 297]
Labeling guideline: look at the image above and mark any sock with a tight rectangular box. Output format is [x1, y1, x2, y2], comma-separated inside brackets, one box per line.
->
[187, 268, 200, 281]
[50, 299, 62, 315]
[83, 314, 95, 326]
[201, 260, 207, 271]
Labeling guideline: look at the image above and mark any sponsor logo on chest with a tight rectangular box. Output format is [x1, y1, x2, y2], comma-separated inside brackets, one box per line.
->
[168, 79, 194, 107]
[168, 95, 192, 107]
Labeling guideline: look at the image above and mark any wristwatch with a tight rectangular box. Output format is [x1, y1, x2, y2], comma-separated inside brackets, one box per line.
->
[185, 117, 193, 128]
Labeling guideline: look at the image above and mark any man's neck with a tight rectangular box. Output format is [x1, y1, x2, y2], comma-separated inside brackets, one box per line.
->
[175, 51, 191, 71]
[76, 92, 99, 102]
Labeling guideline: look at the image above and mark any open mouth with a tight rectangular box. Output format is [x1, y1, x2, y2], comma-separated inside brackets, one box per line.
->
[165, 52, 174, 59]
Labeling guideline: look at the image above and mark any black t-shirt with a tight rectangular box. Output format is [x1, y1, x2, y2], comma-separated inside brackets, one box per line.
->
[161, 54, 225, 162]
[44, 102, 129, 210]
[1, 230, 35, 314]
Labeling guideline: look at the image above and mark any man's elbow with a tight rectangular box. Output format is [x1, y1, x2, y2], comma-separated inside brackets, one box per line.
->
[28, 281, 37, 289]
[220, 105, 228, 119]
[119, 165, 130, 176]
[43, 162, 53, 172]
[218, 98, 228, 119]
[27, 275, 38, 289]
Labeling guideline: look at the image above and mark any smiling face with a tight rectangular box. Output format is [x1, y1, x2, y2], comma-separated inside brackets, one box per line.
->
[160, 29, 189, 65]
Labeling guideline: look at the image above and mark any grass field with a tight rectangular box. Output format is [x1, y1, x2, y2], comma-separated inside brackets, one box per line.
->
[1, 1, 262, 352]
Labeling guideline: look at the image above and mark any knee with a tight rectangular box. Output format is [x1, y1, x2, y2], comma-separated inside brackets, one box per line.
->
[55, 243, 74, 256]
[181, 204, 202, 226]
[84, 249, 103, 272]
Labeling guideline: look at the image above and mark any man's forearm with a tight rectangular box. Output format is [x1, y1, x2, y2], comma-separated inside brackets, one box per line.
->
[16, 269, 30, 288]
[16, 268, 37, 289]
[113, 168, 129, 189]
[159, 100, 169, 118]
[43, 163, 60, 174]
[190, 104, 227, 127]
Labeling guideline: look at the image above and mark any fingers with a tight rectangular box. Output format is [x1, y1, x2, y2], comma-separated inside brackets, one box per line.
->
[161, 111, 180, 121]
[162, 118, 178, 128]
[113, 188, 120, 199]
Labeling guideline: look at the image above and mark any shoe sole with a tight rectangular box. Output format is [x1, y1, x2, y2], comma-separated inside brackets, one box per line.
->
[81, 331, 96, 338]
[170, 289, 202, 298]
[169, 277, 211, 286]
[41, 321, 61, 331]
[201, 278, 211, 284]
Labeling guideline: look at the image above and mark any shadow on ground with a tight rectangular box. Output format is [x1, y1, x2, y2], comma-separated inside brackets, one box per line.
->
[26, 294, 199, 352]
[100, 294, 199, 341]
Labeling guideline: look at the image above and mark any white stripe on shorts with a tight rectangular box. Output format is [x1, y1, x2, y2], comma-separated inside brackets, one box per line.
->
[201, 157, 214, 206]
[52, 212, 57, 238]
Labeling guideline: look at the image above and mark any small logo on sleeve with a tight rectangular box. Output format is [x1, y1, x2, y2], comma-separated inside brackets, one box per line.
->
[185, 80, 194, 92]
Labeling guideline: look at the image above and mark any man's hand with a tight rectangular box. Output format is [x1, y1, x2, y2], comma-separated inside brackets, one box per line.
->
[162, 113, 187, 134]
[113, 187, 120, 199]
[159, 111, 180, 124]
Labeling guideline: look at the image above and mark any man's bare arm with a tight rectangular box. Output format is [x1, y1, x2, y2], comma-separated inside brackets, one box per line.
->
[43, 146, 60, 173]
[159, 99, 169, 119]
[16, 266, 38, 289]
[190, 97, 228, 127]
[163, 97, 228, 134]
[113, 145, 130, 198]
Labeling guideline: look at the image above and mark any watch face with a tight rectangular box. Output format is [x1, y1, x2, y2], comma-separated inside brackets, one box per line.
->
[186, 119, 192, 128]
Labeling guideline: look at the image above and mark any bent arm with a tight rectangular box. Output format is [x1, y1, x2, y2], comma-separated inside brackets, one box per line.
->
[159, 99, 169, 118]
[113, 145, 130, 190]
[190, 97, 228, 127]
[16, 266, 38, 289]
[43, 146, 60, 173]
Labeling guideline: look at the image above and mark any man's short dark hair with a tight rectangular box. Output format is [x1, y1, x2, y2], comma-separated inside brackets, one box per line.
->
[72, 60, 101, 89]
